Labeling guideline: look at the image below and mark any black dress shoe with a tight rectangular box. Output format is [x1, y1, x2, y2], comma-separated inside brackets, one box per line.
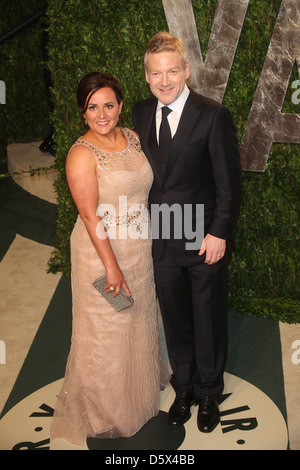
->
[168, 392, 197, 426]
[197, 395, 220, 433]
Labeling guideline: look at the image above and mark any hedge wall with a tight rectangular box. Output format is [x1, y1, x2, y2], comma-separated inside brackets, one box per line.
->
[0, 0, 49, 169]
[46, 0, 168, 273]
[46, 0, 299, 323]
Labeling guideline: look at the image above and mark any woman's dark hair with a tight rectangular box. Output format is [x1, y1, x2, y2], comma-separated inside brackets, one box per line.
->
[76, 72, 123, 122]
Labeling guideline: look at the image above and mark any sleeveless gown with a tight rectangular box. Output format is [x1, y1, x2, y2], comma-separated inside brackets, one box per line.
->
[50, 128, 169, 446]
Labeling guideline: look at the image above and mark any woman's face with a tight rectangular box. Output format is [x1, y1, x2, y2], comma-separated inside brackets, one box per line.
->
[83, 87, 123, 137]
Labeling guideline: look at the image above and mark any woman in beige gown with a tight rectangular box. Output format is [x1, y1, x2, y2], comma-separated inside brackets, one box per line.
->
[50, 72, 168, 447]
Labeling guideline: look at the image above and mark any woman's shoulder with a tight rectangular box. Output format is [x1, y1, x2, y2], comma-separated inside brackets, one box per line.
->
[122, 127, 140, 141]
[69, 138, 91, 155]
[67, 138, 96, 168]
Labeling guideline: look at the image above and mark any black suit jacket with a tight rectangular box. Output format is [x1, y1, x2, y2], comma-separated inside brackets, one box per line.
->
[133, 90, 241, 264]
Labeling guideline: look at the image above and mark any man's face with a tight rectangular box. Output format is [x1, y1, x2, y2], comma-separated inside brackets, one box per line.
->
[145, 51, 190, 105]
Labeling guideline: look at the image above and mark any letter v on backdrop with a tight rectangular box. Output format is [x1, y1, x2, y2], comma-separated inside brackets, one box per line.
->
[162, 0, 300, 171]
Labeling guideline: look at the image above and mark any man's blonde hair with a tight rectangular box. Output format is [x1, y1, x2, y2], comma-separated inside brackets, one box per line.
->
[144, 32, 188, 70]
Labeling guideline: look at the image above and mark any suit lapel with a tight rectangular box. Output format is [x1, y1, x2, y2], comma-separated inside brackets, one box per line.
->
[163, 93, 201, 184]
[141, 98, 163, 186]
[140, 92, 202, 187]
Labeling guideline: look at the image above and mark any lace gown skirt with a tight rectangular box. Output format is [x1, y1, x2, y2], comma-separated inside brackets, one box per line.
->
[50, 129, 168, 446]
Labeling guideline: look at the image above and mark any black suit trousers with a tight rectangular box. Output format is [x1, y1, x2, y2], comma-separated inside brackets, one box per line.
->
[154, 244, 228, 399]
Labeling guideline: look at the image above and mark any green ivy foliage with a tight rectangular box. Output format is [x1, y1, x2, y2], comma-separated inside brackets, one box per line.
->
[46, 0, 299, 323]
[193, 0, 299, 323]
[0, 0, 49, 168]
[229, 0, 299, 324]
[46, 0, 167, 276]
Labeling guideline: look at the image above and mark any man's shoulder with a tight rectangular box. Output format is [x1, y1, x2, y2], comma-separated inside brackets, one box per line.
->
[187, 89, 234, 122]
[133, 96, 157, 112]
[188, 89, 223, 110]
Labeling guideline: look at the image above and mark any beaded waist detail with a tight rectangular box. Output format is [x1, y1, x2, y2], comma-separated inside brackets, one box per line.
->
[98, 203, 150, 239]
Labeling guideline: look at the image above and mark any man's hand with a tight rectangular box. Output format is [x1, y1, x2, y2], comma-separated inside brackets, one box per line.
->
[198, 234, 226, 265]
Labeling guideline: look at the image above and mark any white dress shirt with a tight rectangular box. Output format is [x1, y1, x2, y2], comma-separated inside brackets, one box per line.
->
[156, 84, 190, 142]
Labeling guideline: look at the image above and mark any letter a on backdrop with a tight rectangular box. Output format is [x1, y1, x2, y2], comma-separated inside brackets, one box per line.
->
[240, 0, 300, 171]
[162, 0, 300, 171]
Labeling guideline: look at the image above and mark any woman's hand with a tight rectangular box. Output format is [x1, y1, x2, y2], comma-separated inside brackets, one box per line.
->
[105, 265, 131, 297]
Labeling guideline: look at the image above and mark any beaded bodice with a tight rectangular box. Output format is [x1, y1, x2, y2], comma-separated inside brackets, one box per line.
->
[72, 128, 153, 239]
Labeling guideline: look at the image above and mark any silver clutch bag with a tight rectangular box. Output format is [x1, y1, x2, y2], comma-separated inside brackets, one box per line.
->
[92, 275, 134, 312]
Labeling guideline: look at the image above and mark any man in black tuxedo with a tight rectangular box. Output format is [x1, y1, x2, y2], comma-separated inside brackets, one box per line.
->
[133, 32, 241, 433]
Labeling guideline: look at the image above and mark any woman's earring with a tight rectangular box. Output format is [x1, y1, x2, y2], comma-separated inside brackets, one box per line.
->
[85, 119, 87, 125]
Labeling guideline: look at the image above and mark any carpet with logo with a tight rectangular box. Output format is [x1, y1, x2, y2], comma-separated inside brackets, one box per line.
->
[0, 177, 299, 451]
